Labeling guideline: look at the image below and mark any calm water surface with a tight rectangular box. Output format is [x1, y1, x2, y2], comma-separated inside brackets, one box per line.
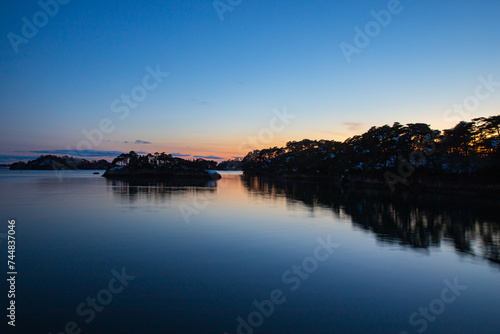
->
[0, 170, 499, 333]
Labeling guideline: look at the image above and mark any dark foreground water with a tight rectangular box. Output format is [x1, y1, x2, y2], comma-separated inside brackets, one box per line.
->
[0, 170, 499, 334]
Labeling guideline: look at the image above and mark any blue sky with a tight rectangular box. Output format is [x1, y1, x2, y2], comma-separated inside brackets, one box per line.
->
[1, 0, 499, 163]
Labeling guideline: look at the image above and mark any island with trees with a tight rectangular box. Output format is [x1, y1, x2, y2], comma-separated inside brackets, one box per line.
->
[10, 155, 111, 170]
[215, 158, 242, 171]
[102, 151, 222, 180]
[241, 115, 500, 192]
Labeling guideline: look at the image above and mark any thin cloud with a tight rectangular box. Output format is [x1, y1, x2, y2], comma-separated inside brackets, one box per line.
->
[191, 98, 212, 107]
[0, 155, 39, 163]
[29, 150, 126, 157]
[134, 140, 151, 144]
[171, 153, 191, 157]
[194, 155, 224, 160]
[2, 154, 39, 159]
[2, 150, 137, 163]
[342, 122, 364, 132]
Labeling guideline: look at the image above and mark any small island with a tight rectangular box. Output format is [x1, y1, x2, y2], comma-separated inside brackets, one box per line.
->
[102, 151, 222, 180]
[10, 155, 111, 170]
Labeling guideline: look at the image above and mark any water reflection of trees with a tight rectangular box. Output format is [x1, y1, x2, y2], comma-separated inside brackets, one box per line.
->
[242, 175, 500, 266]
[107, 178, 217, 202]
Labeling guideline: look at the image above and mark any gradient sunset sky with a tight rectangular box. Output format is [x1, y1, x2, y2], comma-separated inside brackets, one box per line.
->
[1, 0, 499, 163]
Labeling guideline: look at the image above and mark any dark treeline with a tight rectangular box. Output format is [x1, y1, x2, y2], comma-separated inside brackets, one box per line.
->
[241, 116, 500, 186]
[9, 152, 238, 172]
[216, 158, 242, 170]
[10, 155, 110, 170]
[111, 151, 218, 170]
[242, 175, 500, 267]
